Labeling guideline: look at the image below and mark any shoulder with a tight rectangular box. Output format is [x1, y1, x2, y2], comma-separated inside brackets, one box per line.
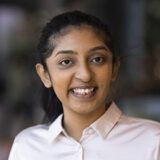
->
[9, 124, 52, 160]
[119, 114, 160, 135]
[14, 123, 50, 144]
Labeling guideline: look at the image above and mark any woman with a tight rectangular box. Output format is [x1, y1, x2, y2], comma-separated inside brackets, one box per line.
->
[9, 10, 160, 160]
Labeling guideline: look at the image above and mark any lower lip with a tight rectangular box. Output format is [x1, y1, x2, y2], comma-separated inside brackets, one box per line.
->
[70, 88, 97, 100]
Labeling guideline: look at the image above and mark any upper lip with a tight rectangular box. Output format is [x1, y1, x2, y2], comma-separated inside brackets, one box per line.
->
[69, 85, 97, 90]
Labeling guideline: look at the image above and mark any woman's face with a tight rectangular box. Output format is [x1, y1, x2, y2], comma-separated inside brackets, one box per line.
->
[37, 26, 118, 118]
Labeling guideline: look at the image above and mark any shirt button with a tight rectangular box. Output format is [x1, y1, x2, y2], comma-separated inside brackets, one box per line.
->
[87, 128, 94, 134]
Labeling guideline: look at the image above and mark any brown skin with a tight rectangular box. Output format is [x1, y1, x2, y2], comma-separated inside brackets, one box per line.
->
[36, 26, 119, 141]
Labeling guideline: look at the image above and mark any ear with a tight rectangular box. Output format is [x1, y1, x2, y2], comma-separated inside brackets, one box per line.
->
[35, 63, 52, 88]
[111, 58, 120, 81]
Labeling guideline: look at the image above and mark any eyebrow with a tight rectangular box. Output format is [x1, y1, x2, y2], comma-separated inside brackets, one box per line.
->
[89, 46, 110, 53]
[54, 50, 77, 57]
[54, 45, 110, 57]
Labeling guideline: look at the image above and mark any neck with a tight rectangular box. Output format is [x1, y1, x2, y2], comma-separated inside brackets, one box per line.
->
[63, 107, 107, 141]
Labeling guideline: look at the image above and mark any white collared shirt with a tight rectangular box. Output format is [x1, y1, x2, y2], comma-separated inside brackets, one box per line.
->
[9, 103, 160, 160]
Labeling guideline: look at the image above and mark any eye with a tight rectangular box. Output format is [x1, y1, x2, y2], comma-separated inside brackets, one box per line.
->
[91, 56, 104, 64]
[59, 59, 73, 67]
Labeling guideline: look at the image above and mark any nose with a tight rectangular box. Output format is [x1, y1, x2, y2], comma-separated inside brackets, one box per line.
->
[75, 63, 92, 82]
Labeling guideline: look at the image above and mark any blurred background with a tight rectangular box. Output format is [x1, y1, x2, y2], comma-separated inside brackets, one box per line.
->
[0, 0, 160, 159]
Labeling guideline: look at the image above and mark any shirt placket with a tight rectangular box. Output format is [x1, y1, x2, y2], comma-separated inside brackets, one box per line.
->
[76, 144, 83, 160]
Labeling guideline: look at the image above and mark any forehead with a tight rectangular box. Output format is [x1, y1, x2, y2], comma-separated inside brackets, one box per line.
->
[52, 25, 106, 46]
[53, 26, 106, 51]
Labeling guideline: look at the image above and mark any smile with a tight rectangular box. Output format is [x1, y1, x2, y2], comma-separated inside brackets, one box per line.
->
[73, 88, 94, 95]
[70, 87, 97, 99]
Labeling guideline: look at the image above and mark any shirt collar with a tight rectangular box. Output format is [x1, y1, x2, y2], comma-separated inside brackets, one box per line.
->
[47, 114, 64, 143]
[47, 102, 122, 142]
[91, 102, 122, 139]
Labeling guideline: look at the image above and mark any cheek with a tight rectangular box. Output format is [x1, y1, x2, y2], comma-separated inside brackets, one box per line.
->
[95, 65, 113, 84]
[50, 70, 73, 95]
[51, 76, 67, 102]
[96, 68, 113, 97]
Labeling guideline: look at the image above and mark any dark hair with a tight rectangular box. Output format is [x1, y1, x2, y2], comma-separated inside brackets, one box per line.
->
[37, 10, 116, 122]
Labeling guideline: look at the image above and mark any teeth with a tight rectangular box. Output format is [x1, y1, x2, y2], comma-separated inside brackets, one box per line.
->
[73, 88, 94, 95]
